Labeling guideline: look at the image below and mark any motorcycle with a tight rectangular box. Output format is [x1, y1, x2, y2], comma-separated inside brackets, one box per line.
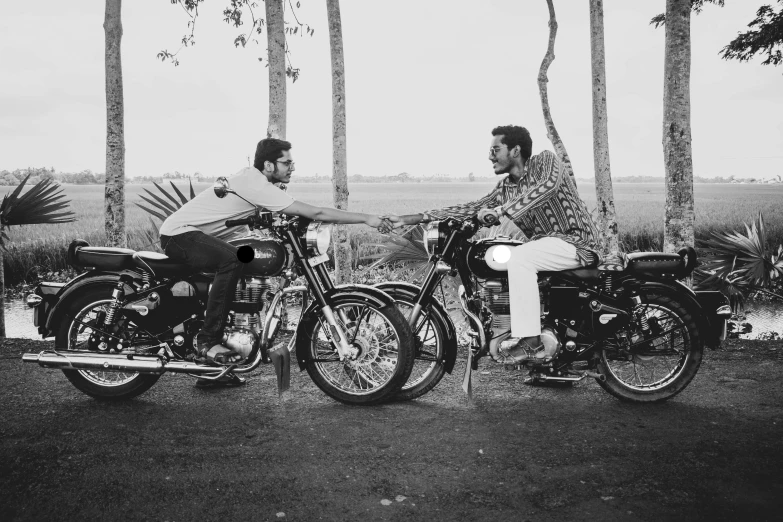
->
[377, 216, 732, 402]
[22, 178, 414, 405]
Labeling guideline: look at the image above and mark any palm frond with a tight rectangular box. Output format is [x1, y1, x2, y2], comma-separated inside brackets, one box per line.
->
[0, 177, 75, 246]
[153, 181, 184, 207]
[363, 225, 429, 270]
[696, 211, 783, 309]
[139, 189, 179, 215]
[168, 180, 190, 205]
[134, 203, 169, 222]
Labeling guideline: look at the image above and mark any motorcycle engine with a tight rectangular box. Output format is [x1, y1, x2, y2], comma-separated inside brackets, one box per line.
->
[222, 276, 280, 360]
[477, 277, 562, 361]
[476, 278, 511, 334]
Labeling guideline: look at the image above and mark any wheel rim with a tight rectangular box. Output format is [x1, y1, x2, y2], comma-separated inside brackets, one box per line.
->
[396, 301, 442, 390]
[66, 299, 141, 387]
[604, 303, 691, 392]
[311, 302, 402, 396]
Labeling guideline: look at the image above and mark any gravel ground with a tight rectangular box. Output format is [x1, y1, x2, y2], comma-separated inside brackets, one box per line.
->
[1, 337, 782, 521]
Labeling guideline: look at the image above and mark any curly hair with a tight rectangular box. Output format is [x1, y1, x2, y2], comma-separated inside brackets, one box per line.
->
[253, 138, 292, 171]
[492, 125, 532, 162]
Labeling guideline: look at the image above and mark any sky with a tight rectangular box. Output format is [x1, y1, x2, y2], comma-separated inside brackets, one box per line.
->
[1, 1, 781, 180]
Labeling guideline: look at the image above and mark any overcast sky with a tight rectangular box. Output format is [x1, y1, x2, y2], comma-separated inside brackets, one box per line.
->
[1, 1, 781, 180]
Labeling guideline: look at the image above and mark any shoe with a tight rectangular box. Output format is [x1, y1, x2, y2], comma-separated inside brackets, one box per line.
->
[195, 373, 247, 388]
[195, 334, 242, 366]
[496, 335, 549, 365]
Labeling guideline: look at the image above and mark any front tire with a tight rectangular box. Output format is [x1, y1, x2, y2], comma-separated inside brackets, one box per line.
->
[299, 296, 414, 405]
[596, 291, 703, 403]
[385, 292, 448, 401]
[55, 285, 160, 401]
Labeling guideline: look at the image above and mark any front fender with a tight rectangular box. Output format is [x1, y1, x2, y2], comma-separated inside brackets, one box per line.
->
[294, 284, 400, 370]
[43, 272, 137, 337]
[374, 281, 458, 374]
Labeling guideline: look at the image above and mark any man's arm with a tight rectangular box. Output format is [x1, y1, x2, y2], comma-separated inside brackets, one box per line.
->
[394, 186, 502, 227]
[282, 200, 385, 229]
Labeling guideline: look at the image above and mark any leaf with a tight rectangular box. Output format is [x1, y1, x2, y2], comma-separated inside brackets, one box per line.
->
[138, 192, 178, 215]
[134, 203, 169, 222]
[168, 180, 190, 205]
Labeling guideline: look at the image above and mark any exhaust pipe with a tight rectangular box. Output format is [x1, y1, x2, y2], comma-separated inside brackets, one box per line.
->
[21, 351, 242, 375]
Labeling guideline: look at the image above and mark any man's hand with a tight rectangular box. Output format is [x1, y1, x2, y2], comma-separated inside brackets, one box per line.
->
[477, 206, 502, 226]
[377, 214, 401, 234]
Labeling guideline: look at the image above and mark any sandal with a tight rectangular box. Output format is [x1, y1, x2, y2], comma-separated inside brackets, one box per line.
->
[496, 336, 550, 365]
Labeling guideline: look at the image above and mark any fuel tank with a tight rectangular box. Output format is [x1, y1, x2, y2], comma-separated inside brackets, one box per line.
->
[465, 238, 525, 279]
[228, 237, 291, 276]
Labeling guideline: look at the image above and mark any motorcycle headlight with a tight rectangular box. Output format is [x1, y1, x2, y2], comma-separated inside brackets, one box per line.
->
[305, 222, 332, 255]
[424, 221, 444, 256]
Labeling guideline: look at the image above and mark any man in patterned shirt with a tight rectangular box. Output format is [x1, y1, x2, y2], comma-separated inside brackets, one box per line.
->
[392, 125, 600, 365]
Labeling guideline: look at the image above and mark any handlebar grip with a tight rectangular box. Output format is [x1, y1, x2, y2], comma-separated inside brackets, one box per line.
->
[225, 217, 253, 228]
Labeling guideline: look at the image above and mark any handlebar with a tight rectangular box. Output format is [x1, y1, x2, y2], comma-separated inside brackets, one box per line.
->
[225, 217, 254, 228]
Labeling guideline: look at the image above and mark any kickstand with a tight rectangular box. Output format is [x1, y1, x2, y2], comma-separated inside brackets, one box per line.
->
[461, 349, 473, 400]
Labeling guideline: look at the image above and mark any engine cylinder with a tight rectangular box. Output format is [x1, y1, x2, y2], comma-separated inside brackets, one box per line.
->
[477, 278, 511, 332]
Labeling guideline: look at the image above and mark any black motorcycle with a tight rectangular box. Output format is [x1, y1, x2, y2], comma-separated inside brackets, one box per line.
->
[22, 178, 414, 405]
[377, 216, 731, 402]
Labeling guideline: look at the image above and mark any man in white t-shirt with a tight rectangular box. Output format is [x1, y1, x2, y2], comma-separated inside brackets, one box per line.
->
[159, 138, 394, 386]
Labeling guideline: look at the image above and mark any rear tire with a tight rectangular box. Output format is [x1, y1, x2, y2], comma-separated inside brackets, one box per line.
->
[55, 285, 160, 401]
[596, 292, 702, 403]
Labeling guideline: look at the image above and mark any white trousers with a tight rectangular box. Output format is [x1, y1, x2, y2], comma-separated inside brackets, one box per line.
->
[507, 237, 582, 337]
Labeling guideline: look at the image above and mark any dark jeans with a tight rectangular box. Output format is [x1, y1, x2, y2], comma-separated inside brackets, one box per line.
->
[160, 231, 244, 343]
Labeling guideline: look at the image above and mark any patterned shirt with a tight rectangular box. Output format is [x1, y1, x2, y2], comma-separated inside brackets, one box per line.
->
[423, 150, 600, 267]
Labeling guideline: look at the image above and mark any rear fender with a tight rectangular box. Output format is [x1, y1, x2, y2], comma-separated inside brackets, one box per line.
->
[294, 284, 400, 370]
[374, 281, 458, 374]
[622, 278, 712, 347]
[43, 272, 138, 338]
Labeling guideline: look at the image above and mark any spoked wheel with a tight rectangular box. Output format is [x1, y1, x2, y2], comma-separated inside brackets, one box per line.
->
[597, 292, 702, 403]
[55, 286, 160, 401]
[301, 297, 414, 405]
[388, 296, 447, 401]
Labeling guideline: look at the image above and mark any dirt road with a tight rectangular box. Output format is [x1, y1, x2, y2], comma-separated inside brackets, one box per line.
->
[1, 338, 782, 521]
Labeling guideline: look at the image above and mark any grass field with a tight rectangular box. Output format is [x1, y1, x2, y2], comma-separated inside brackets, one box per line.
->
[3, 181, 783, 287]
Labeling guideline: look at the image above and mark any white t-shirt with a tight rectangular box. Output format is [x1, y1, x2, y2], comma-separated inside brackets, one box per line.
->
[159, 167, 295, 237]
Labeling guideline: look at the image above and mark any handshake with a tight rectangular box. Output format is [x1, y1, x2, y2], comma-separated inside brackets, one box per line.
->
[375, 214, 403, 235]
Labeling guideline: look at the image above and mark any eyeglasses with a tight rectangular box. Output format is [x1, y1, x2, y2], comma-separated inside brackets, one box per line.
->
[489, 145, 508, 158]
[276, 160, 295, 168]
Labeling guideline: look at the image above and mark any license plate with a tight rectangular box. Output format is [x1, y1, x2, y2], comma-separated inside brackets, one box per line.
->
[308, 253, 329, 267]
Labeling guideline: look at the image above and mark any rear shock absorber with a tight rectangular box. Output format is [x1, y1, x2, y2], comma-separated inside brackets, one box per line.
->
[103, 280, 126, 327]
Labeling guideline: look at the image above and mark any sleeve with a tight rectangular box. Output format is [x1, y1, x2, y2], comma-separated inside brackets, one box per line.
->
[234, 177, 295, 212]
[422, 183, 502, 222]
[500, 151, 563, 221]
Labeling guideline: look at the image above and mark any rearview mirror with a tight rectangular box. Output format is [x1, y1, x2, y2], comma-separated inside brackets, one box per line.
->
[213, 177, 232, 198]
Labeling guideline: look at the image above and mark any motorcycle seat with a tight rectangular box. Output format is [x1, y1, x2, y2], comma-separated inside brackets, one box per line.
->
[540, 268, 601, 282]
[133, 251, 192, 277]
[626, 247, 696, 277]
[70, 245, 137, 271]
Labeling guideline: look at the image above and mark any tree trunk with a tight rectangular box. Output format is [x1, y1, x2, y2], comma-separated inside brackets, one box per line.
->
[266, 0, 286, 139]
[663, 0, 695, 254]
[538, 0, 578, 188]
[104, 0, 126, 248]
[327, 0, 351, 284]
[589, 0, 619, 255]
[0, 246, 5, 338]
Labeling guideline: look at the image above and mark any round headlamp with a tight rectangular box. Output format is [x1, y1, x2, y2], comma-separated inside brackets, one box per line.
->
[423, 221, 444, 256]
[305, 222, 332, 255]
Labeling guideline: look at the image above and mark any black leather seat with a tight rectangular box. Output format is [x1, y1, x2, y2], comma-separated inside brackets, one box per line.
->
[71, 246, 136, 271]
[133, 251, 192, 277]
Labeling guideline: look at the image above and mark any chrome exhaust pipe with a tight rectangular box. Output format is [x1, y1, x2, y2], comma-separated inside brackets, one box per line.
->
[21, 351, 246, 375]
